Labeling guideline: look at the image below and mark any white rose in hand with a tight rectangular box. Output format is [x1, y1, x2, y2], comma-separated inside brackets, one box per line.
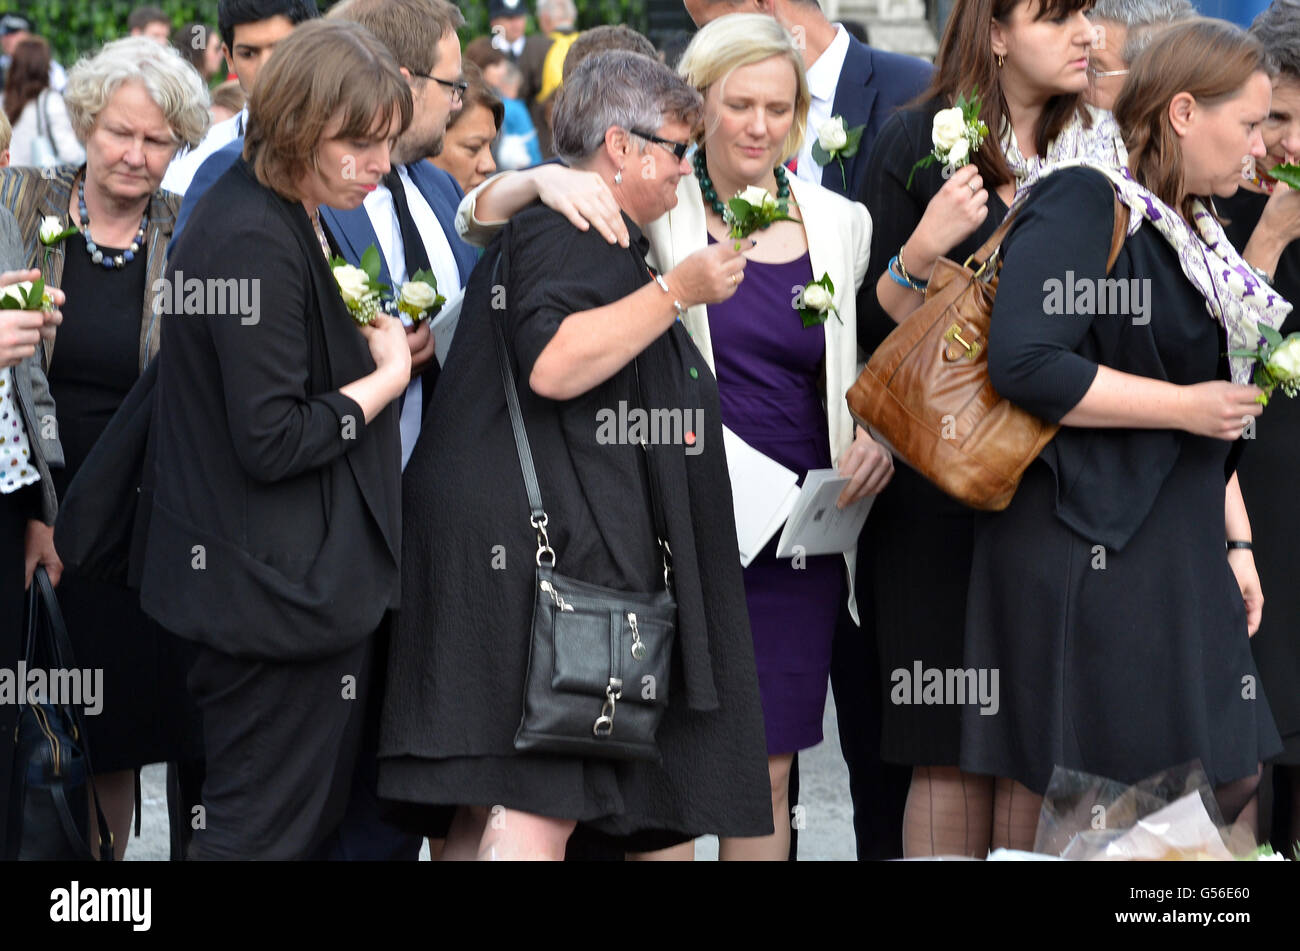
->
[947, 137, 970, 166]
[801, 283, 833, 311]
[817, 118, 848, 153]
[333, 264, 372, 306]
[400, 280, 438, 311]
[739, 185, 773, 209]
[39, 216, 64, 243]
[1266, 335, 1300, 380]
[932, 107, 966, 151]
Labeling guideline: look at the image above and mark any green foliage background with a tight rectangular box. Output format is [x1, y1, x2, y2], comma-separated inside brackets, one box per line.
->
[6, 0, 647, 66]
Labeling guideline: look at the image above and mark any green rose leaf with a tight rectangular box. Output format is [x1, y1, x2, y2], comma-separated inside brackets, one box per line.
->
[360, 244, 383, 283]
[811, 140, 830, 166]
[1269, 163, 1300, 190]
[1260, 323, 1285, 348]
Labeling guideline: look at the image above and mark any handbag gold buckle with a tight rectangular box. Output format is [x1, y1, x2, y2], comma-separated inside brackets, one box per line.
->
[942, 323, 982, 361]
[593, 679, 623, 737]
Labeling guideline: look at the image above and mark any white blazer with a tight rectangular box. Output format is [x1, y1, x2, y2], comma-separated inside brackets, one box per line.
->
[645, 172, 872, 624]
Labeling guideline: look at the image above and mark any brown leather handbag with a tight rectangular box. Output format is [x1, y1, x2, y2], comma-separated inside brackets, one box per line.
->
[847, 197, 1128, 511]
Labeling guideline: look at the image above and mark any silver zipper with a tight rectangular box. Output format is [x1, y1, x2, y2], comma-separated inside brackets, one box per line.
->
[629, 612, 646, 661]
[539, 579, 574, 612]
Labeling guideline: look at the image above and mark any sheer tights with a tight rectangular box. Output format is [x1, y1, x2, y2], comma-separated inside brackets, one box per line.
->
[902, 766, 993, 857]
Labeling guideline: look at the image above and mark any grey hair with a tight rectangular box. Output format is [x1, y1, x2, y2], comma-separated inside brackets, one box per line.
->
[1251, 0, 1300, 80]
[64, 36, 210, 150]
[537, 0, 577, 25]
[1089, 0, 1197, 62]
[551, 50, 702, 166]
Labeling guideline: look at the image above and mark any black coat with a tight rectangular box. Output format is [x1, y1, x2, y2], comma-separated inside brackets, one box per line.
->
[136, 158, 402, 660]
[378, 207, 772, 839]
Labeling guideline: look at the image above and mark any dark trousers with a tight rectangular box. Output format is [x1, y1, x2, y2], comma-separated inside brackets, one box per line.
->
[317, 620, 422, 861]
[828, 597, 911, 860]
[185, 636, 373, 860]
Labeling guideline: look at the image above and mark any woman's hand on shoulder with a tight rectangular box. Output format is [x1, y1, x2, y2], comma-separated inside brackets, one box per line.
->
[835, 426, 894, 507]
[908, 164, 990, 277]
[666, 238, 755, 308]
[533, 164, 630, 248]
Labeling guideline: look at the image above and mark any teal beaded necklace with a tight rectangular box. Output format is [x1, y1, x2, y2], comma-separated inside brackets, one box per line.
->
[693, 148, 790, 218]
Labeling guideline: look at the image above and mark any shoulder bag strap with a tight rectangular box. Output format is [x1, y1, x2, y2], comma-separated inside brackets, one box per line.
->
[1106, 196, 1129, 274]
[25, 567, 116, 860]
[488, 247, 555, 567]
[631, 360, 673, 590]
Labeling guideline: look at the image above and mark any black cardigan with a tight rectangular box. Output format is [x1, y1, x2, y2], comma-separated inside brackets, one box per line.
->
[137, 158, 402, 659]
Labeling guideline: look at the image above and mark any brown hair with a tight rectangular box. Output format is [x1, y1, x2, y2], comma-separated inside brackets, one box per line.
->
[1115, 17, 1274, 222]
[447, 62, 504, 132]
[3, 36, 51, 125]
[210, 79, 246, 115]
[465, 36, 507, 72]
[921, 0, 1093, 188]
[243, 19, 412, 200]
[327, 0, 464, 75]
[562, 25, 656, 81]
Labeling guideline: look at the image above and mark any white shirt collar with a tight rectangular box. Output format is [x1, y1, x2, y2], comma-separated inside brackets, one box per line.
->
[806, 25, 852, 104]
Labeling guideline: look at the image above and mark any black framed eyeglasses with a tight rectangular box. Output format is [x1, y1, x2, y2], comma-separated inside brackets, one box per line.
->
[412, 71, 469, 101]
[630, 128, 690, 161]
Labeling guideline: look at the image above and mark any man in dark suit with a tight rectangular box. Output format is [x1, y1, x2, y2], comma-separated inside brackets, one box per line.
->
[685, 0, 932, 859]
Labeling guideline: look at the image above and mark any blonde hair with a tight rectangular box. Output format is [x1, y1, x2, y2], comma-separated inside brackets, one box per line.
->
[0, 109, 11, 153]
[676, 13, 810, 166]
[64, 36, 209, 151]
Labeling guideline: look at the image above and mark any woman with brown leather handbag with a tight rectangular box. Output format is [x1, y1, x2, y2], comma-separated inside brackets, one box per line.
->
[958, 18, 1286, 851]
[854, 0, 1126, 858]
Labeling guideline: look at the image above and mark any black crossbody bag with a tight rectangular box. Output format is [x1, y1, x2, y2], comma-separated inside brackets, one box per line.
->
[488, 250, 677, 763]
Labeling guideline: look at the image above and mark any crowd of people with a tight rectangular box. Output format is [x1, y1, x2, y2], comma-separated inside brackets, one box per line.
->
[0, 0, 1297, 862]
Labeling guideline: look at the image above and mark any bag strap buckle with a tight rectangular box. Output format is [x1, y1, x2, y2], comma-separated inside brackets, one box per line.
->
[942, 323, 983, 361]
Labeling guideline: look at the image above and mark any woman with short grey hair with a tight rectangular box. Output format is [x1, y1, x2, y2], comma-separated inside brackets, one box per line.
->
[381, 50, 773, 860]
[1086, 0, 1195, 109]
[0, 35, 209, 858]
[1222, 0, 1300, 851]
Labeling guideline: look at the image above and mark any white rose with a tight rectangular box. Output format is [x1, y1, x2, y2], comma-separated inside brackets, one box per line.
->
[738, 185, 773, 209]
[39, 216, 64, 243]
[817, 117, 848, 153]
[1266, 335, 1300, 380]
[801, 283, 833, 311]
[400, 280, 437, 311]
[932, 107, 966, 151]
[946, 137, 970, 166]
[333, 264, 372, 306]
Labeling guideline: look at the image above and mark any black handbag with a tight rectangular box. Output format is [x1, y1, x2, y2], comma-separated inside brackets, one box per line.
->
[4, 567, 113, 860]
[488, 250, 678, 763]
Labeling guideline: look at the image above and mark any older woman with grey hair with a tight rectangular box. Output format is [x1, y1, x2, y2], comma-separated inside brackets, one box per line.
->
[0, 35, 208, 858]
[1222, 0, 1300, 850]
[380, 50, 773, 860]
[1086, 0, 1196, 109]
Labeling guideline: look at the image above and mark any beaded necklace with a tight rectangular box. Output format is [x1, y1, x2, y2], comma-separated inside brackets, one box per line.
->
[692, 148, 790, 218]
[77, 177, 147, 269]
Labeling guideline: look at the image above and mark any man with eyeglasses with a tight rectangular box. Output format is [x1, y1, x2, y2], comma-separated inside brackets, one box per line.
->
[1086, 0, 1195, 110]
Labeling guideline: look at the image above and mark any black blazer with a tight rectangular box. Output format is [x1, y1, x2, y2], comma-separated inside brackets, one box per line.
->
[137, 158, 402, 660]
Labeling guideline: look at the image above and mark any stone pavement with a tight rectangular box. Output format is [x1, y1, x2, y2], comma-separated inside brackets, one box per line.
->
[127, 688, 857, 861]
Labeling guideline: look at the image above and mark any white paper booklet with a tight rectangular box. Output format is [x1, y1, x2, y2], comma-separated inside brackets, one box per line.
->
[773, 468, 875, 559]
[431, 288, 465, 366]
[722, 426, 800, 567]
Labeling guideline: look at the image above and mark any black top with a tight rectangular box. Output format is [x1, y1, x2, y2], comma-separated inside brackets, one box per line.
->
[856, 101, 1008, 355]
[990, 166, 1230, 549]
[48, 237, 146, 497]
[139, 158, 402, 659]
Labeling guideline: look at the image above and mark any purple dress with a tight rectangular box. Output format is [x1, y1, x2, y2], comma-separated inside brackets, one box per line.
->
[707, 235, 845, 755]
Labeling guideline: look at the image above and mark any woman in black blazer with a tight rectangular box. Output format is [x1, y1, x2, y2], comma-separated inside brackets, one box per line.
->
[138, 20, 414, 860]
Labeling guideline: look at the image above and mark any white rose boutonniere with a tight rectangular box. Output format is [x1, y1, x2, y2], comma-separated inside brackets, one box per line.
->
[0, 278, 56, 312]
[1228, 323, 1300, 404]
[724, 185, 799, 250]
[330, 245, 389, 326]
[811, 115, 865, 190]
[794, 272, 840, 328]
[397, 268, 446, 323]
[908, 89, 990, 188]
